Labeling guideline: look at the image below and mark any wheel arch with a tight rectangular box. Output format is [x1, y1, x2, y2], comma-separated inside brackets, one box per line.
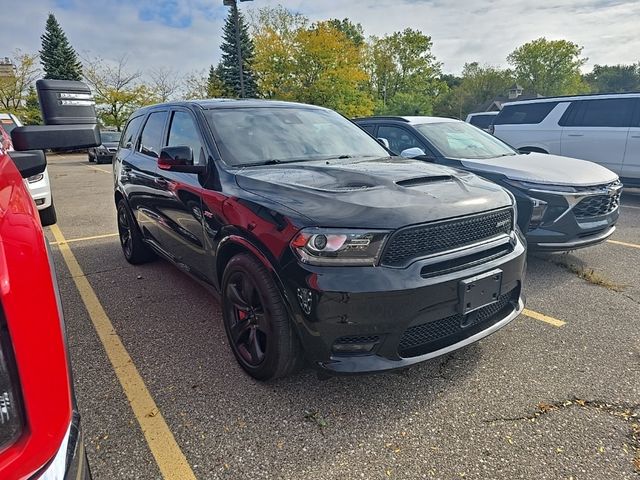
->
[215, 235, 279, 289]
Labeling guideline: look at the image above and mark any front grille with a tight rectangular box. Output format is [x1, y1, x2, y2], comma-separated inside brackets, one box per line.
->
[573, 194, 620, 218]
[398, 287, 519, 358]
[381, 208, 513, 267]
[335, 335, 380, 345]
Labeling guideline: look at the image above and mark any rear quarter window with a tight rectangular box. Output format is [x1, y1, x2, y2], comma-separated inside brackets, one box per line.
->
[559, 98, 636, 127]
[494, 102, 558, 125]
[469, 114, 495, 129]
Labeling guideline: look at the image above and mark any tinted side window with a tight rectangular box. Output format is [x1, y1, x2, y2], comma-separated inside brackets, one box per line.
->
[469, 114, 495, 129]
[494, 102, 558, 125]
[167, 111, 205, 165]
[120, 115, 144, 149]
[138, 112, 168, 158]
[378, 125, 423, 154]
[562, 98, 634, 128]
[359, 124, 377, 135]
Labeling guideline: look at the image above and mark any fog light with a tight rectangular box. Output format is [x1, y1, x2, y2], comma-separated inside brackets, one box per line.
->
[35, 198, 45, 206]
[528, 198, 548, 231]
[332, 335, 380, 354]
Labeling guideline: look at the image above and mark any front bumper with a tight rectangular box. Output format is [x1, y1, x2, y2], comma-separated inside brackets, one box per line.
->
[280, 231, 526, 374]
[34, 410, 90, 479]
[25, 170, 52, 211]
[95, 151, 115, 163]
[511, 185, 620, 251]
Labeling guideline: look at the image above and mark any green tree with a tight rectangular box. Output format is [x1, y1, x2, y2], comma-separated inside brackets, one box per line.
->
[584, 64, 640, 93]
[251, 6, 306, 100]
[507, 38, 588, 96]
[83, 56, 152, 130]
[0, 51, 39, 111]
[21, 86, 42, 125]
[368, 29, 445, 115]
[39, 13, 82, 81]
[207, 63, 227, 97]
[252, 8, 374, 116]
[220, 3, 257, 97]
[327, 18, 364, 46]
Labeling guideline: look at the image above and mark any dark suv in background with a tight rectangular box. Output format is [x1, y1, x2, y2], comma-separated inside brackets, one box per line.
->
[114, 100, 526, 380]
[88, 130, 121, 164]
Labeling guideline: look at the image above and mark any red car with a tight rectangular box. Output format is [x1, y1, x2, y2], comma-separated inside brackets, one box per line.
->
[0, 79, 99, 479]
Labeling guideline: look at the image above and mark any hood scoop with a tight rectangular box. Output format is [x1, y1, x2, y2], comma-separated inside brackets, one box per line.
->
[302, 182, 378, 193]
[396, 175, 453, 187]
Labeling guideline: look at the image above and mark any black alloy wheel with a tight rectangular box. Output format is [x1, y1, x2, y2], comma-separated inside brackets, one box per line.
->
[116, 199, 156, 264]
[222, 253, 303, 380]
[225, 271, 269, 366]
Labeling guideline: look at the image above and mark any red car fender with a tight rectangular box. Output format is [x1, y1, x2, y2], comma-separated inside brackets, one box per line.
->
[0, 152, 72, 478]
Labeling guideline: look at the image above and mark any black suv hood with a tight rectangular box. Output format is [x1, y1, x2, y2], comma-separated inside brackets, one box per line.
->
[235, 157, 512, 229]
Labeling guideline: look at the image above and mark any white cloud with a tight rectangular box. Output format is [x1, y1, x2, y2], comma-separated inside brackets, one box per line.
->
[1, 0, 639, 80]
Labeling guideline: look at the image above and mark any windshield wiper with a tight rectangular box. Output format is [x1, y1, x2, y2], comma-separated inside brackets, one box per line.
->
[239, 158, 309, 167]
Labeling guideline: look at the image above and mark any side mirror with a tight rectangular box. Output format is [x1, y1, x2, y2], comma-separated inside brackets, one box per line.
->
[8, 150, 46, 179]
[11, 79, 101, 151]
[158, 146, 206, 174]
[400, 147, 426, 158]
[377, 137, 390, 149]
[399, 147, 435, 162]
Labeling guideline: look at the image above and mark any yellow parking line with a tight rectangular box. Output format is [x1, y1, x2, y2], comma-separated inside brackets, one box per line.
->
[606, 239, 640, 250]
[50, 224, 196, 480]
[50, 232, 119, 246]
[86, 165, 111, 174]
[523, 308, 566, 327]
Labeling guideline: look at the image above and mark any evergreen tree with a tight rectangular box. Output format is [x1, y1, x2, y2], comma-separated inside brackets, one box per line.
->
[40, 13, 83, 81]
[207, 63, 227, 97]
[220, 3, 257, 97]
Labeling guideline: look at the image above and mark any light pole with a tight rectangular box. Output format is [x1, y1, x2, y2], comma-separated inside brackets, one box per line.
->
[223, 0, 253, 98]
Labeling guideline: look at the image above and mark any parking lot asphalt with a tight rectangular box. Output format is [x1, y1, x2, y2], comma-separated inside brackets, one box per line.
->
[45, 153, 639, 480]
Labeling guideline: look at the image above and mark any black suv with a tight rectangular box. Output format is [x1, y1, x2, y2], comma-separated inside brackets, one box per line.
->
[114, 100, 526, 380]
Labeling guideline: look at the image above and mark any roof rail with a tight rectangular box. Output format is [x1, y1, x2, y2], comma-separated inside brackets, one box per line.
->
[352, 116, 410, 122]
[506, 91, 640, 103]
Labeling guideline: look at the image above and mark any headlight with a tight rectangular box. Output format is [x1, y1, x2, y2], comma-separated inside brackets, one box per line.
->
[528, 198, 548, 231]
[0, 327, 23, 450]
[291, 228, 389, 266]
[505, 179, 577, 193]
[27, 173, 44, 183]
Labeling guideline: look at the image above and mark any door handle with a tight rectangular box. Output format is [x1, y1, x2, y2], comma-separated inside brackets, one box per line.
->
[631, 135, 640, 138]
[567, 134, 584, 137]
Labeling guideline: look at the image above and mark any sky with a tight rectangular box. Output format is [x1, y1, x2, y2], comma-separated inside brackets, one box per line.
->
[2, 0, 640, 79]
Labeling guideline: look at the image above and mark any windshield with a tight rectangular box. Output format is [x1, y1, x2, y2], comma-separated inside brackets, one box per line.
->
[204, 106, 389, 166]
[414, 121, 516, 159]
[101, 131, 122, 143]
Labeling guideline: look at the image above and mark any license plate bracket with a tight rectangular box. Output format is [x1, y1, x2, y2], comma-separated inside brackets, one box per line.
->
[459, 269, 502, 315]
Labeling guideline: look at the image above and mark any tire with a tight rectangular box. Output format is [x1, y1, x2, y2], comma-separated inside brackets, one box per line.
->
[88, 151, 95, 162]
[116, 199, 156, 264]
[222, 253, 303, 380]
[39, 203, 57, 226]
